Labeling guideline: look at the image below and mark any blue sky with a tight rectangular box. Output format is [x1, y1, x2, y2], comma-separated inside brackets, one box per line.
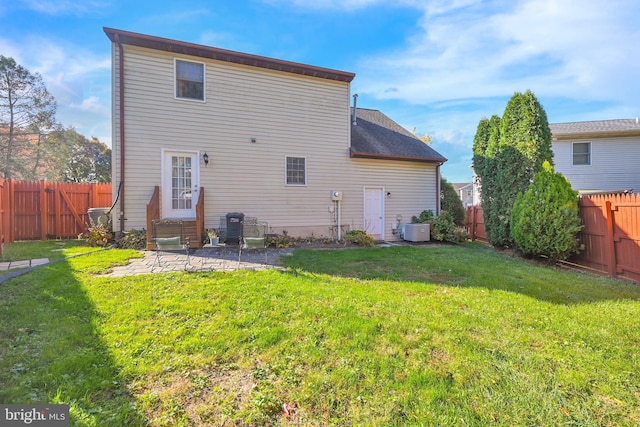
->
[1, 0, 639, 182]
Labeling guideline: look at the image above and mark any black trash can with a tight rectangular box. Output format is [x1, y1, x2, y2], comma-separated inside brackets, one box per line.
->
[225, 212, 244, 244]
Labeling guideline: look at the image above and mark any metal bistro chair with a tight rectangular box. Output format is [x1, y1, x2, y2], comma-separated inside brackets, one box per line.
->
[239, 219, 269, 268]
[151, 219, 191, 272]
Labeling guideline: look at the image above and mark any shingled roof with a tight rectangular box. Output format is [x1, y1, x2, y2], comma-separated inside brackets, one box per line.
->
[103, 27, 355, 83]
[350, 108, 447, 163]
[550, 118, 640, 140]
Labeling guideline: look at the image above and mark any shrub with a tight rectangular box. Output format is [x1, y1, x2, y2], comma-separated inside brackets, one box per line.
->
[511, 161, 583, 262]
[266, 230, 296, 248]
[441, 177, 466, 226]
[344, 230, 375, 247]
[430, 212, 469, 244]
[117, 229, 147, 250]
[86, 224, 114, 247]
[413, 210, 434, 223]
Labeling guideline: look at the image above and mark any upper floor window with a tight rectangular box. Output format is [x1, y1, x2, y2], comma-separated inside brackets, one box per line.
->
[286, 156, 306, 186]
[572, 142, 591, 166]
[175, 59, 204, 101]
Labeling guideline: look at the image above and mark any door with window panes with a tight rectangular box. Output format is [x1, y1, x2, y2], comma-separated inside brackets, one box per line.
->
[162, 150, 199, 218]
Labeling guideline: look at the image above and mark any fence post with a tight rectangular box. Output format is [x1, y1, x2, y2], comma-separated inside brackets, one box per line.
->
[472, 206, 478, 241]
[604, 200, 617, 278]
[40, 179, 48, 240]
[7, 179, 15, 243]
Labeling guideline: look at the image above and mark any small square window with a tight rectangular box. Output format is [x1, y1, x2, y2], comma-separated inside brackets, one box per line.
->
[176, 59, 204, 101]
[573, 142, 591, 166]
[286, 156, 306, 186]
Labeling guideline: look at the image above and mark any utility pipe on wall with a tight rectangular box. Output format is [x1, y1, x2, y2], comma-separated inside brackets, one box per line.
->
[337, 199, 342, 241]
[115, 33, 126, 234]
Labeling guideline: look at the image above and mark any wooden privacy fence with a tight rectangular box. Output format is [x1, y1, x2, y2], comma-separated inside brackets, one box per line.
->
[465, 193, 640, 284]
[0, 179, 112, 246]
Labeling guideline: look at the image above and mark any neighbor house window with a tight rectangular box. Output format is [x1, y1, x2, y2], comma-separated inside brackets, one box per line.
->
[175, 59, 204, 101]
[286, 156, 306, 185]
[573, 142, 591, 165]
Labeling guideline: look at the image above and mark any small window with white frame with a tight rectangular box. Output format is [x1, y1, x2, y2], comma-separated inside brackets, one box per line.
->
[572, 142, 591, 166]
[175, 59, 205, 101]
[285, 156, 306, 186]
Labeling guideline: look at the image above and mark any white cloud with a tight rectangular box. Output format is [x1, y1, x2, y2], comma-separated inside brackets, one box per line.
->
[22, 0, 110, 16]
[356, 0, 640, 107]
[0, 34, 112, 142]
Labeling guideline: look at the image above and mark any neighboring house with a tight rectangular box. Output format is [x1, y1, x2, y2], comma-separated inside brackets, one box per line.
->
[550, 119, 640, 193]
[452, 183, 474, 207]
[103, 28, 447, 247]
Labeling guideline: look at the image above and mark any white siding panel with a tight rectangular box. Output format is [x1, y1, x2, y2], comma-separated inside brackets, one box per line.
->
[552, 137, 640, 192]
[117, 45, 354, 234]
[112, 44, 440, 238]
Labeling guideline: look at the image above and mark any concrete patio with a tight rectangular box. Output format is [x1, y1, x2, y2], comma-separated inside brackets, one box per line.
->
[104, 246, 295, 277]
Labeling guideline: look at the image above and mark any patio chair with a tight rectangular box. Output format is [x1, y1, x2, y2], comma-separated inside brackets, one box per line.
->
[239, 219, 269, 268]
[151, 219, 191, 272]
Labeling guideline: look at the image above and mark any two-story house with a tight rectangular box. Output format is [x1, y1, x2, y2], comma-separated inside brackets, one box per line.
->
[550, 119, 640, 193]
[103, 28, 447, 247]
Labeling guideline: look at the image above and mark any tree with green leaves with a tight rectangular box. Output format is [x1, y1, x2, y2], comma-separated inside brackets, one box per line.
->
[440, 177, 465, 226]
[473, 90, 554, 247]
[511, 161, 582, 261]
[59, 129, 111, 183]
[0, 55, 56, 179]
[473, 114, 503, 244]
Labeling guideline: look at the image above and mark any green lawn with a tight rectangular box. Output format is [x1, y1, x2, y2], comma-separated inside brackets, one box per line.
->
[0, 242, 639, 426]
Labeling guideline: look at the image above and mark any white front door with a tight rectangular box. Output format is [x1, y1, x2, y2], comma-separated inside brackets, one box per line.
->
[364, 187, 384, 239]
[162, 150, 199, 218]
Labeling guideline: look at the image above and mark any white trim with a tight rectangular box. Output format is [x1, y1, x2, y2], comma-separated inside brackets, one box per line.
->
[174, 58, 206, 102]
[161, 148, 200, 218]
[284, 155, 307, 186]
[363, 186, 385, 239]
[572, 141, 592, 166]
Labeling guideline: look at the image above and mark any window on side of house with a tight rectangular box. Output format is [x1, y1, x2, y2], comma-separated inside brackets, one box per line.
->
[175, 59, 205, 101]
[285, 156, 306, 186]
[572, 142, 591, 166]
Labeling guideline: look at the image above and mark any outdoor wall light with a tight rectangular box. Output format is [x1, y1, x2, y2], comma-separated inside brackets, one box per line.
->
[203, 152, 209, 167]
[250, 137, 257, 143]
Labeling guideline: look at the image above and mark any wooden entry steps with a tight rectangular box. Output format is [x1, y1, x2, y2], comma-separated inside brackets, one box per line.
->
[146, 186, 205, 250]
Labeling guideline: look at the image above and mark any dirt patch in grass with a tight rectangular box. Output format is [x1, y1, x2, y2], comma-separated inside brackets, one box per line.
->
[138, 365, 259, 426]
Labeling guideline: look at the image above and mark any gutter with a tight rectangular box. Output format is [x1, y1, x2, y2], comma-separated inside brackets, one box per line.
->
[349, 149, 447, 164]
[115, 33, 126, 233]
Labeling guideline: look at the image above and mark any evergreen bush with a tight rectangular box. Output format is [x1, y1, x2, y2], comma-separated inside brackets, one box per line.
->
[441, 177, 465, 226]
[511, 161, 583, 262]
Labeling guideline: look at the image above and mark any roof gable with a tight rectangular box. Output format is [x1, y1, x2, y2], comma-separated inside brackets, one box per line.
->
[103, 27, 355, 83]
[350, 108, 447, 163]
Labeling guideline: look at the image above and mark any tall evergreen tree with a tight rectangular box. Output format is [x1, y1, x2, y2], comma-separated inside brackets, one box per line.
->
[490, 90, 554, 246]
[473, 114, 506, 245]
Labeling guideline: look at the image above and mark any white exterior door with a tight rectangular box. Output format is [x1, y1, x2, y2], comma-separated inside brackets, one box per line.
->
[162, 149, 199, 218]
[364, 187, 384, 239]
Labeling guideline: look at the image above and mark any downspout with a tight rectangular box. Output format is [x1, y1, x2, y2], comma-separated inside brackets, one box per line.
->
[436, 163, 442, 216]
[115, 33, 126, 234]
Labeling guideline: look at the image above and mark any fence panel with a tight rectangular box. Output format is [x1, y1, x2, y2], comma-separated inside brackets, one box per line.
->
[1, 179, 112, 243]
[466, 192, 640, 284]
[610, 193, 640, 282]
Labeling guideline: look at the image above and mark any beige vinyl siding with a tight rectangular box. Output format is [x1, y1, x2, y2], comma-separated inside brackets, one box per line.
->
[114, 45, 354, 234]
[350, 159, 438, 241]
[552, 137, 640, 192]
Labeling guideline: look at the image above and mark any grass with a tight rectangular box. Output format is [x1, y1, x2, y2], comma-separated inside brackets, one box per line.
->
[0, 239, 89, 262]
[0, 242, 639, 425]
